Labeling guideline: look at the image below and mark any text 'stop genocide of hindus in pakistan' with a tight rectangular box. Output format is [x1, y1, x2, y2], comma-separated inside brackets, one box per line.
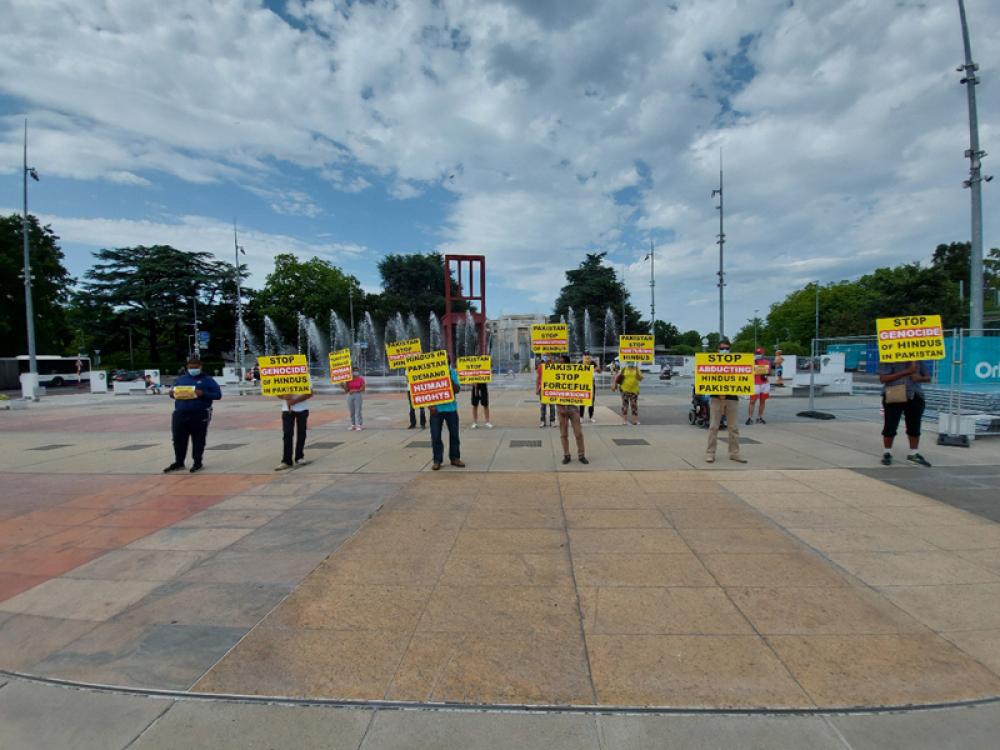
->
[257, 354, 312, 396]
[876, 315, 946, 362]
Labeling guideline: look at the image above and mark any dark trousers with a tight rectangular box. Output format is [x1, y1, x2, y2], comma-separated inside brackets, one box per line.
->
[882, 396, 925, 438]
[430, 410, 460, 464]
[578, 402, 595, 419]
[172, 410, 210, 465]
[282, 409, 309, 464]
[539, 400, 555, 424]
[408, 393, 426, 427]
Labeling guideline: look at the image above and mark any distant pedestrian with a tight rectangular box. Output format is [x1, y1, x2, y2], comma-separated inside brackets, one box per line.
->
[747, 347, 770, 425]
[705, 338, 746, 464]
[343, 366, 365, 430]
[275, 389, 313, 471]
[878, 360, 931, 466]
[144, 374, 161, 395]
[578, 351, 597, 423]
[470, 382, 492, 429]
[164, 356, 222, 474]
[773, 350, 784, 387]
[536, 356, 555, 427]
[430, 359, 464, 471]
[556, 355, 588, 465]
[613, 361, 643, 425]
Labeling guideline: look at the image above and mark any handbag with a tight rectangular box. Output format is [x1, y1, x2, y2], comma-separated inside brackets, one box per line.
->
[884, 382, 908, 404]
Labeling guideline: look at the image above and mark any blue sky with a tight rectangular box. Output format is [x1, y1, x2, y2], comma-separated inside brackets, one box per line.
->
[2, 0, 997, 337]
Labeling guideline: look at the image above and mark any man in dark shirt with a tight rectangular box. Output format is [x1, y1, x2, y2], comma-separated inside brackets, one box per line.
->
[164, 356, 222, 473]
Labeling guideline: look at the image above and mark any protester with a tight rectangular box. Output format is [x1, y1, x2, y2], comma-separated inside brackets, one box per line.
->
[470, 382, 492, 429]
[536, 356, 555, 427]
[163, 356, 222, 474]
[878, 360, 932, 466]
[275, 388, 313, 471]
[556, 355, 588, 465]
[343, 366, 365, 431]
[430, 359, 464, 470]
[578, 351, 598, 423]
[408, 389, 427, 430]
[773, 349, 784, 387]
[705, 338, 747, 464]
[612, 361, 643, 425]
[747, 347, 770, 425]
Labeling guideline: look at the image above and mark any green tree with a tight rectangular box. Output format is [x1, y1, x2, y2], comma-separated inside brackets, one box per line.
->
[553, 253, 645, 344]
[653, 320, 681, 348]
[252, 254, 361, 342]
[679, 329, 702, 348]
[0, 214, 74, 356]
[370, 252, 465, 326]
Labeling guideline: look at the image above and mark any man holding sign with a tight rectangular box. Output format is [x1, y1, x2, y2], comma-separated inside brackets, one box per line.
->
[542, 355, 591, 465]
[457, 355, 493, 429]
[696, 339, 749, 464]
[163, 355, 222, 474]
[407, 351, 464, 471]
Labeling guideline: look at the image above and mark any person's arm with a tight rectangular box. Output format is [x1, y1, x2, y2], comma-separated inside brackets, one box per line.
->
[198, 377, 223, 401]
[360, 377, 366, 393]
[912, 362, 932, 383]
[878, 362, 917, 383]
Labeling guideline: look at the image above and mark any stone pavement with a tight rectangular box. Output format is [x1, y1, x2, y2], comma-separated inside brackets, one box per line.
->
[1, 384, 999, 746]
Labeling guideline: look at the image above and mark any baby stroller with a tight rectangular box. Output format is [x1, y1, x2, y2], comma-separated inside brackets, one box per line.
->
[689, 387, 710, 427]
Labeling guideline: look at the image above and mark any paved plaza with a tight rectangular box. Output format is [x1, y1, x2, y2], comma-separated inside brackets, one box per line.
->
[1, 382, 999, 747]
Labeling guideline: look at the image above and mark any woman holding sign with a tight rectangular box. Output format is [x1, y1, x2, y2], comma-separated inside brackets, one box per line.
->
[612, 361, 643, 425]
[343, 367, 366, 431]
[878, 360, 931, 466]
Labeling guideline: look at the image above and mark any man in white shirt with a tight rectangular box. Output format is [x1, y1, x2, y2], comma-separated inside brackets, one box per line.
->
[276, 390, 313, 471]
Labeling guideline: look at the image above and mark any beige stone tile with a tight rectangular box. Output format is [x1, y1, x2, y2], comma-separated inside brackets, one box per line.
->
[439, 553, 572, 586]
[764, 508, 882, 529]
[838, 491, 938, 510]
[472, 494, 563, 512]
[194, 626, 411, 699]
[564, 509, 668, 528]
[266, 584, 433, 631]
[908, 523, 1000, 551]
[727, 586, 925, 635]
[700, 553, 849, 587]
[678, 526, 802, 555]
[864, 506, 989, 527]
[786, 525, 937, 553]
[0, 578, 162, 621]
[450, 528, 567, 555]
[573, 554, 715, 587]
[737, 494, 843, 511]
[767, 633, 1000, 707]
[667, 507, 769, 529]
[0, 614, 99, 670]
[387, 631, 594, 704]
[463, 508, 564, 529]
[941, 629, 1000, 676]
[366, 509, 465, 531]
[577, 586, 598, 634]
[568, 528, 688, 555]
[959, 549, 1000, 576]
[310, 553, 448, 586]
[339, 528, 457, 557]
[587, 634, 812, 708]
[417, 585, 579, 635]
[880, 584, 1000, 631]
[560, 493, 654, 510]
[825, 551, 1000, 587]
[126, 527, 255, 552]
[647, 493, 738, 510]
[591, 587, 753, 635]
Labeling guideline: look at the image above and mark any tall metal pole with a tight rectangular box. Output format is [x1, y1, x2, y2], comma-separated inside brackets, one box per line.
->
[809, 283, 818, 412]
[957, 0, 988, 331]
[620, 264, 627, 336]
[192, 294, 200, 357]
[711, 149, 726, 338]
[22, 119, 38, 386]
[234, 221, 244, 377]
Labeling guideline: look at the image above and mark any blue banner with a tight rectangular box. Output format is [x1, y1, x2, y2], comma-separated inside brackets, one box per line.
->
[938, 335, 1000, 387]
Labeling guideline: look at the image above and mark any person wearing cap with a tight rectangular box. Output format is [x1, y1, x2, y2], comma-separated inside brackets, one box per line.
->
[163, 355, 222, 474]
[705, 338, 747, 464]
[746, 347, 771, 425]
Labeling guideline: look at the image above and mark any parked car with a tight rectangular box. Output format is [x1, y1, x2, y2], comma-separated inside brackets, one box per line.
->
[659, 363, 673, 380]
[110, 369, 143, 383]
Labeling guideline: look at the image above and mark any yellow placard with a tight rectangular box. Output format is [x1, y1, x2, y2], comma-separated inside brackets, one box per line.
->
[457, 355, 492, 384]
[695, 353, 754, 396]
[172, 385, 196, 400]
[386, 338, 422, 369]
[619, 334, 654, 363]
[406, 350, 455, 408]
[755, 363, 770, 376]
[257, 354, 311, 397]
[531, 323, 569, 354]
[876, 315, 945, 362]
[329, 348, 352, 384]
[540, 363, 594, 406]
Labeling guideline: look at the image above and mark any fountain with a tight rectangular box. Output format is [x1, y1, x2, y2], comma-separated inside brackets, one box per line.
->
[359, 311, 381, 374]
[237, 319, 262, 360]
[603, 307, 618, 363]
[566, 306, 581, 355]
[263, 315, 289, 356]
[583, 308, 594, 354]
[406, 312, 423, 348]
[297, 313, 328, 374]
[330, 311, 352, 353]
[385, 312, 408, 344]
[456, 309, 477, 356]
[428, 311, 443, 351]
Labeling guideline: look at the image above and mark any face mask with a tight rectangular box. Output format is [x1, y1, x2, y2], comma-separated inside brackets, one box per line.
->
[718, 348, 730, 354]
[188, 368, 201, 376]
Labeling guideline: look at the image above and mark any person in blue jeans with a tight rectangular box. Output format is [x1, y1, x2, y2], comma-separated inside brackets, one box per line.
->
[430, 362, 464, 471]
[164, 356, 222, 473]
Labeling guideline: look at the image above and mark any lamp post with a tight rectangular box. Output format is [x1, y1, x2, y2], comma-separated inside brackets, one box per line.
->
[234, 221, 246, 378]
[753, 308, 759, 351]
[711, 149, 726, 339]
[21, 119, 40, 398]
[644, 240, 655, 348]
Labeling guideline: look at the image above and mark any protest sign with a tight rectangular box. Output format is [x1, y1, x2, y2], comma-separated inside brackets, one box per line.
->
[172, 385, 196, 400]
[386, 338, 422, 369]
[619, 334, 654, 363]
[876, 315, 945, 362]
[257, 354, 311, 396]
[694, 353, 754, 396]
[406, 350, 455, 408]
[540, 363, 594, 406]
[328, 348, 352, 384]
[531, 323, 569, 354]
[457, 355, 492, 384]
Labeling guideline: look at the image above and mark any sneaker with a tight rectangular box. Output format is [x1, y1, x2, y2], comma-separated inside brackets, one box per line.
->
[450, 459, 466, 467]
[621, 419, 628, 425]
[705, 455, 716, 464]
[189, 463, 204, 473]
[730, 455, 748, 464]
[562, 455, 571, 465]
[471, 423, 478, 429]
[757, 418, 766, 424]
[907, 453, 931, 467]
[633, 421, 640, 426]
[590, 417, 596, 423]
[349, 424, 357, 431]
[295, 459, 310, 467]
[881, 451, 893, 466]
[578, 456, 589, 465]
[539, 422, 546, 428]
[357, 425, 364, 431]
[274, 462, 293, 471]
[745, 418, 753, 425]
[485, 422, 493, 429]
[420, 424, 427, 430]
[163, 462, 184, 473]
[407, 424, 416, 430]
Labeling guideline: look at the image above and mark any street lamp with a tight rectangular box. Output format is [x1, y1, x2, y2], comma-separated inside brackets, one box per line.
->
[21, 119, 40, 399]
[643, 241, 656, 344]
[234, 221, 246, 378]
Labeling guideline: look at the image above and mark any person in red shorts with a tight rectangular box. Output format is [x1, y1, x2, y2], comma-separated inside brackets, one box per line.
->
[747, 347, 771, 425]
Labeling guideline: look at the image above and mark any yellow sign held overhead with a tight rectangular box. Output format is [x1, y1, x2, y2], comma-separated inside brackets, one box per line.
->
[457, 355, 492, 384]
[328, 348, 352, 384]
[386, 338, 422, 369]
[531, 323, 569, 354]
[406, 350, 455, 408]
[694, 353, 754, 396]
[257, 354, 311, 397]
[619, 334, 654, 363]
[876, 315, 946, 362]
[540, 363, 594, 406]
